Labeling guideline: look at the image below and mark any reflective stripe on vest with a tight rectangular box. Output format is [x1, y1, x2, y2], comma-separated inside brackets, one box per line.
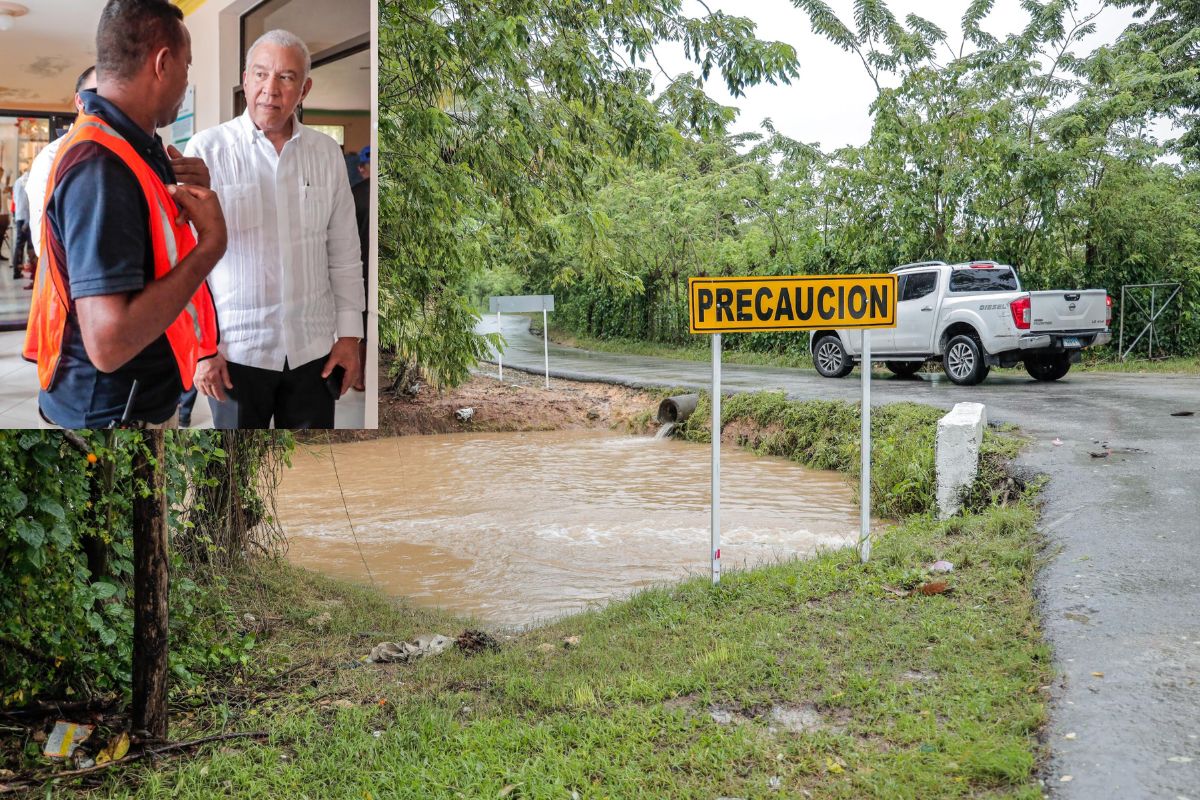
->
[22, 112, 219, 394]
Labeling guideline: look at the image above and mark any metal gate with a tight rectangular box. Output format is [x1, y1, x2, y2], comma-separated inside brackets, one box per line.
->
[1118, 282, 1182, 360]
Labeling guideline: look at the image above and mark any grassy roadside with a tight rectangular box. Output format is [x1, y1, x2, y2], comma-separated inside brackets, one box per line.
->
[546, 324, 816, 370]
[1074, 353, 1200, 374]
[547, 323, 1200, 376]
[683, 392, 1023, 520]
[48, 396, 1049, 799]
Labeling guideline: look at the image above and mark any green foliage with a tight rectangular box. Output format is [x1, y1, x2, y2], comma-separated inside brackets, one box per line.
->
[377, 0, 799, 387]
[469, 0, 1200, 361]
[0, 432, 107, 703]
[173, 431, 294, 573]
[0, 431, 291, 705]
[1110, 0, 1200, 161]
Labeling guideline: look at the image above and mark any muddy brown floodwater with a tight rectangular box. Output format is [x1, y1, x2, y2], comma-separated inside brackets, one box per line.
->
[278, 431, 866, 628]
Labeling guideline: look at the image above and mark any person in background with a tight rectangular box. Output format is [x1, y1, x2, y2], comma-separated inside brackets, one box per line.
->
[187, 29, 364, 428]
[351, 145, 370, 391]
[11, 171, 33, 285]
[344, 146, 363, 188]
[0, 207, 8, 265]
[28, 68, 99, 262]
[25, 0, 223, 428]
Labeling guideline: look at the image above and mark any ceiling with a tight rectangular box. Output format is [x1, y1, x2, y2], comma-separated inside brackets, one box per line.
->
[0, 0, 105, 110]
[0, 0, 371, 113]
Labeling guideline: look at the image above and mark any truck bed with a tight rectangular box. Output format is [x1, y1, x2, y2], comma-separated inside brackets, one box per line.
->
[1029, 290, 1108, 333]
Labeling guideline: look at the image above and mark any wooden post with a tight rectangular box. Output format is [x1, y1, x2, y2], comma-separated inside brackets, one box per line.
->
[131, 429, 169, 741]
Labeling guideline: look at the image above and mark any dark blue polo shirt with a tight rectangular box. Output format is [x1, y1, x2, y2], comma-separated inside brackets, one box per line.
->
[39, 91, 182, 428]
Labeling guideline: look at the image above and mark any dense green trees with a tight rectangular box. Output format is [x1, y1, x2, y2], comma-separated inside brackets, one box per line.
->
[1112, 0, 1200, 159]
[379, 0, 1199, 384]
[377, 0, 798, 387]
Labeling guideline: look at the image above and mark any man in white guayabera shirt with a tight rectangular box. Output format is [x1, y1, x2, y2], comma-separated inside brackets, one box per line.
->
[185, 29, 364, 428]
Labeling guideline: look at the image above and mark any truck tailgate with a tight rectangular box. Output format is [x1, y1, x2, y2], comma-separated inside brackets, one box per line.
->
[1029, 290, 1107, 332]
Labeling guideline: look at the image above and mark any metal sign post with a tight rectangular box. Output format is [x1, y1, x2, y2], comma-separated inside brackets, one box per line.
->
[859, 331, 872, 563]
[687, 273, 897, 572]
[711, 333, 722, 584]
[543, 308, 550, 389]
[488, 295, 556, 386]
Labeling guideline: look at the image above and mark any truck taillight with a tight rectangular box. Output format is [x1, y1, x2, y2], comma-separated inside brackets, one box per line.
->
[1106, 294, 1112, 327]
[1010, 296, 1031, 330]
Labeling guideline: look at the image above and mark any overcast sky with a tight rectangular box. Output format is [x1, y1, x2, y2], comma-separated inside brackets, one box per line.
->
[650, 0, 1149, 150]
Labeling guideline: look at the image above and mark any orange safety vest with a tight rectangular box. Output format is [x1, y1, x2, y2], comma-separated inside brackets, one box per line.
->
[23, 112, 219, 393]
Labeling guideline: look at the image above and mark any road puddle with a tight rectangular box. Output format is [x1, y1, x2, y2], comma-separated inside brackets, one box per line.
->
[278, 431, 864, 627]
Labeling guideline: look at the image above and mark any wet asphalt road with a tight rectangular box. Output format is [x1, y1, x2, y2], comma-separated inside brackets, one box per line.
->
[484, 316, 1200, 798]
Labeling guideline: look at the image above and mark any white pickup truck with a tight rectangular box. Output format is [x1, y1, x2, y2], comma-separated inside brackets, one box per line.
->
[809, 261, 1112, 385]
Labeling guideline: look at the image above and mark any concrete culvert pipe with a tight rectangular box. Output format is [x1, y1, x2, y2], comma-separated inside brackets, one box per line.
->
[656, 393, 700, 424]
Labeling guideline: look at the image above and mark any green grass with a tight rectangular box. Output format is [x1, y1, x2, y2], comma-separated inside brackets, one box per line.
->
[1074, 353, 1200, 374]
[47, 397, 1048, 799]
[547, 325, 816, 370]
[682, 391, 1021, 520]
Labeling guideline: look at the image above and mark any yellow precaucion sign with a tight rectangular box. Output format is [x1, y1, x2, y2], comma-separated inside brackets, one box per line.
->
[688, 274, 897, 333]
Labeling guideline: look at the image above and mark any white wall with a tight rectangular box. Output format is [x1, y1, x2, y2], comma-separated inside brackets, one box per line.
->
[181, 0, 259, 132]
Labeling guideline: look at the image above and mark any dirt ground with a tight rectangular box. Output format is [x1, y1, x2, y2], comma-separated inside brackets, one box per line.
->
[343, 362, 665, 440]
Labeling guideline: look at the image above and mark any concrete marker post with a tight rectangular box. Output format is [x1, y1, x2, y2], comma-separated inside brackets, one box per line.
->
[712, 333, 722, 585]
[859, 330, 872, 563]
[543, 308, 550, 389]
[497, 310, 503, 382]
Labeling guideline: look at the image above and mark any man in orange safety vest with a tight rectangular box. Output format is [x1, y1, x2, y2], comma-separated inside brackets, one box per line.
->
[24, 0, 225, 428]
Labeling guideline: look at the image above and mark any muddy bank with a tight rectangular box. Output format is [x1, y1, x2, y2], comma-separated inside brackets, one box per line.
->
[330, 358, 665, 441]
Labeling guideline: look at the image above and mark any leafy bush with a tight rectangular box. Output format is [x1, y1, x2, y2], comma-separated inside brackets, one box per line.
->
[0, 431, 289, 705]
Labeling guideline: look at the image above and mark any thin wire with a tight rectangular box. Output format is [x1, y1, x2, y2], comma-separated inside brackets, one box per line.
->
[326, 432, 377, 589]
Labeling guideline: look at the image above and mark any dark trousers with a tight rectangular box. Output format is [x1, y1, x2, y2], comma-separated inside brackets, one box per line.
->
[178, 386, 198, 426]
[208, 354, 335, 429]
[12, 220, 32, 274]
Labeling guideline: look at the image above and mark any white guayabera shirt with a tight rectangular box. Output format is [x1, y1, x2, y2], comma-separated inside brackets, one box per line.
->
[185, 111, 364, 371]
[27, 135, 65, 256]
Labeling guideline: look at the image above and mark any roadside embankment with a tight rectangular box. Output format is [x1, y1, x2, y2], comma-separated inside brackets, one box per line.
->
[24, 388, 1054, 799]
[332, 358, 667, 440]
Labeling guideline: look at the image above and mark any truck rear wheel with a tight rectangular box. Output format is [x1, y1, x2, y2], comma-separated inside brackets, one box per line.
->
[813, 335, 854, 378]
[885, 361, 922, 378]
[943, 334, 988, 386]
[1025, 354, 1071, 381]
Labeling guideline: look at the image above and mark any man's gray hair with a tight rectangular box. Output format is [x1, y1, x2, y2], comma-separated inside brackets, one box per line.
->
[246, 29, 311, 81]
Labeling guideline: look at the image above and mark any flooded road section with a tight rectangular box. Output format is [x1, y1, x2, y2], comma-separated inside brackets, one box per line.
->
[279, 432, 863, 628]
